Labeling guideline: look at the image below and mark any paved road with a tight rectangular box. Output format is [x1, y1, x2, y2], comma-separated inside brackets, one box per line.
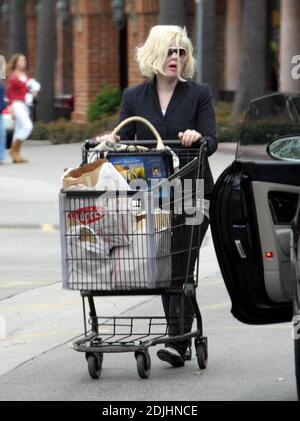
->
[0, 141, 297, 401]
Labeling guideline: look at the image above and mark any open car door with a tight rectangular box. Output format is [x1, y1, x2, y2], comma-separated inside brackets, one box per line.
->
[210, 93, 300, 325]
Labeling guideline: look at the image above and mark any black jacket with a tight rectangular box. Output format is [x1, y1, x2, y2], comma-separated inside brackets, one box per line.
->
[117, 77, 218, 197]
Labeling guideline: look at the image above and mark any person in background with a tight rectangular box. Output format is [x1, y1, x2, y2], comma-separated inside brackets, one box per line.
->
[6, 54, 40, 163]
[97, 25, 217, 368]
[0, 81, 7, 164]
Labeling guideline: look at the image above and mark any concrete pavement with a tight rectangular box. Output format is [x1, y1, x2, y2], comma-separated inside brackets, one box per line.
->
[0, 141, 81, 227]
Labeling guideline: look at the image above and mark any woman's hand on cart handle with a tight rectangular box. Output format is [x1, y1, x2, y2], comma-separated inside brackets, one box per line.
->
[178, 130, 202, 147]
[84, 134, 119, 151]
[95, 132, 120, 145]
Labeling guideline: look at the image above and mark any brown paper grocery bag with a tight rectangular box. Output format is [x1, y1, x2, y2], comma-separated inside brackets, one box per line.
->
[63, 159, 107, 190]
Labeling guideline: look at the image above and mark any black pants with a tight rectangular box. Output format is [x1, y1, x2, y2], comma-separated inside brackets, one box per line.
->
[161, 214, 209, 357]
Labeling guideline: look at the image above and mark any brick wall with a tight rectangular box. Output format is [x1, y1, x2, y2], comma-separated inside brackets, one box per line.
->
[26, 0, 37, 78]
[126, 0, 159, 86]
[71, 0, 120, 122]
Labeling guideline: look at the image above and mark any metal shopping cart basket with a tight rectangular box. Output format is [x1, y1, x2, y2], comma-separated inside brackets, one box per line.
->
[59, 116, 208, 379]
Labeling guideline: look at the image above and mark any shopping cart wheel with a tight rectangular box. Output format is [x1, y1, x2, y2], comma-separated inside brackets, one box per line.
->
[195, 337, 208, 370]
[135, 351, 151, 379]
[87, 353, 103, 379]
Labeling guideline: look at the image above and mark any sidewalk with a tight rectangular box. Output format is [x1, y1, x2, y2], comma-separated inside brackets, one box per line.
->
[0, 142, 81, 227]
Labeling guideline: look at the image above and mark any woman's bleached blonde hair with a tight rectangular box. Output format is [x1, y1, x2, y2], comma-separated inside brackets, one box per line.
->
[136, 25, 196, 82]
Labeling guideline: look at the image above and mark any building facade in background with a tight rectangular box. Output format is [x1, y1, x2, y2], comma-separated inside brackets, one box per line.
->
[0, 0, 299, 122]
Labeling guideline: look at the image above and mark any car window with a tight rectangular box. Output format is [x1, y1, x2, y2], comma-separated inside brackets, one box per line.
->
[268, 136, 300, 161]
[236, 93, 300, 161]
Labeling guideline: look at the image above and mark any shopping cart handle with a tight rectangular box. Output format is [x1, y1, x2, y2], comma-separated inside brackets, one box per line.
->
[160, 137, 208, 148]
[84, 138, 99, 150]
[84, 136, 208, 151]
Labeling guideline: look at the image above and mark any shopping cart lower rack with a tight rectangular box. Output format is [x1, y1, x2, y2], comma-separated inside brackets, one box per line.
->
[59, 120, 208, 379]
[73, 309, 207, 380]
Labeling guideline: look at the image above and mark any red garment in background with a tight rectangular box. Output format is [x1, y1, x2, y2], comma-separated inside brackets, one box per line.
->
[6, 75, 28, 104]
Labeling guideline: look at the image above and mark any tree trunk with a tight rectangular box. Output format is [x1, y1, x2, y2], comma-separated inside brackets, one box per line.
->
[195, 0, 218, 100]
[36, 0, 57, 122]
[159, 0, 187, 26]
[9, 0, 27, 55]
[232, 0, 268, 117]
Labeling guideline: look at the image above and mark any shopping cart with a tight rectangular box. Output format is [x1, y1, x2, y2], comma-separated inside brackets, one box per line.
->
[59, 117, 208, 379]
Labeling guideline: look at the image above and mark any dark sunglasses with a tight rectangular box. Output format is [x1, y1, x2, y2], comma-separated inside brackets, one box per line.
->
[167, 48, 187, 59]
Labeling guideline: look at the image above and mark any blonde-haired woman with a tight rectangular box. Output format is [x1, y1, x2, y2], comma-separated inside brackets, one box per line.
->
[98, 25, 217, 367]
[6, 54, 40, 163]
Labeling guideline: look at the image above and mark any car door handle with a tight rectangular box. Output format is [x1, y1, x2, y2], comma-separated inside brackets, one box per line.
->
[235, 240, 247, 259]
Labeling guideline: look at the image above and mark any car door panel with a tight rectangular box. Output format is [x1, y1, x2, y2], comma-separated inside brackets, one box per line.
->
[210, 161, 295, 325]
[251, 181, 300, 301]
[291, 200, 300, 316]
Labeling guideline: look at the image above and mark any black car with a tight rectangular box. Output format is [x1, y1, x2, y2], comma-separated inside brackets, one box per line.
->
[210, 92, 300, 399]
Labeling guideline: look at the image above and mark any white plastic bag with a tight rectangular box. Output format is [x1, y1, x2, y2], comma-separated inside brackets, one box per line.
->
[26, 78, 41, 93]
[95, 162, 131, 191]
[64, 161, 135, 248]
[67, 196, 134, 249]
[25, 78, 41, 106]
[94, 162, 134, 247]
[66, 225, 113, 290]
